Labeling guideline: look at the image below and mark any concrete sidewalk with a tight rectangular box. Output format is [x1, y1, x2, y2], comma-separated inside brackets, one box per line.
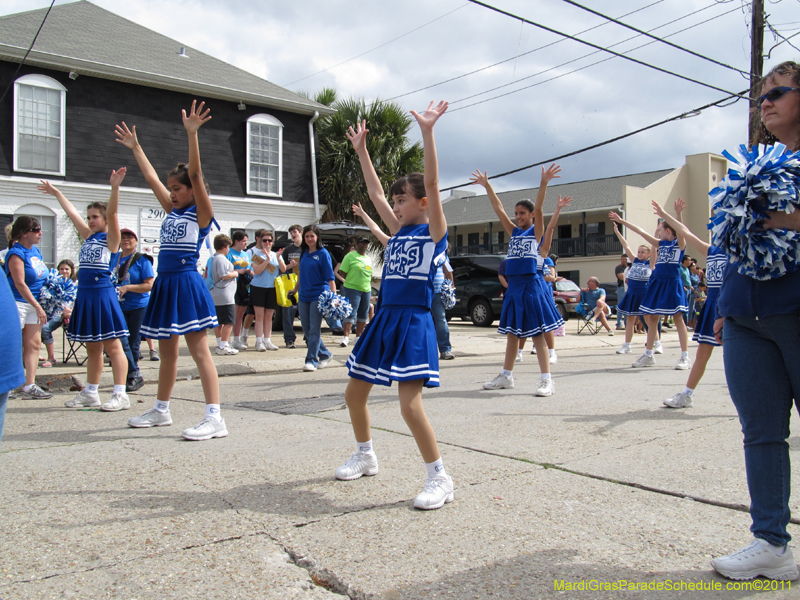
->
[2, 322, 797, 599]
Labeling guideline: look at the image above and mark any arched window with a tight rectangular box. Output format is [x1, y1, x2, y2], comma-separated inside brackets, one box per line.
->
[14, 204, 56, 267]
[246, 114, 283, 197]
[13, 74, 67, 176]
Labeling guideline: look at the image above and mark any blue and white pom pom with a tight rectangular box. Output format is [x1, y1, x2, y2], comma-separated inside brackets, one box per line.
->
[440, 279, 456, 309]
[709, 143, 800, 280]
[39, 269, 78, 318]
[317, 289, 353, 320]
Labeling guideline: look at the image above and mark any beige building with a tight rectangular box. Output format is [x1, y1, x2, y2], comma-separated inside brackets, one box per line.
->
[443, 152, 728, 285]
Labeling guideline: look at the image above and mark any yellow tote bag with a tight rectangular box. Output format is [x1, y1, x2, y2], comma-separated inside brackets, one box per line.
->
[275, 273, 298, 307]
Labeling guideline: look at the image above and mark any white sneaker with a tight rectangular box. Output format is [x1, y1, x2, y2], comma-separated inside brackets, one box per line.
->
[483, 373, 514, 390]
[663, 392, 693, 408]
[182, 417, 228, 441]
[549, 353, 558, 364]
[231, 340, 247, 351]
[215, 346, 239, 355]
[303, 362, 317, 372]
[255, 341, 267, 352]
[632, 354, 656, 368]
[675, 356, 692, 370]
[712, 539, 799, 581]
[607, 330, 615, 336]
[616, 345, 632, 354]
[100, 391, 130, 412]
[515, 352, 523, 364]
[339, 336, 349, 348]
[535, 379, 555, 397]
[335, 451, 379, 480]
[530, 348, 537, 355]
[128, 408, 172, 428]
[413, 475, 454, 510]
[64, 389, 101, 408]
[653, 341, 664, 354]
[264, 340, 279, 351]
[318, 358, 330, 369]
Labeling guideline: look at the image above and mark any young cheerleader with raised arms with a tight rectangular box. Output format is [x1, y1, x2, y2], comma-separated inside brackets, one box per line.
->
[611, 223, 652, 355]
[471, 165, 564, 397]
[338, 102, 452, 510]
[38, 170, 131, 411]
[116, 101, 225, 441]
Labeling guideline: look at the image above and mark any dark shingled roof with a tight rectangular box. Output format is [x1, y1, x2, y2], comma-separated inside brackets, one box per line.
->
[0, 1, 333, 116]
[443, 169, 675, 226]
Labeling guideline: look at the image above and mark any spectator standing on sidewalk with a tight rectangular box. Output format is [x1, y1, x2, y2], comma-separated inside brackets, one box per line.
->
[614, 253, 627, 330]
[282, 225, 303, 349]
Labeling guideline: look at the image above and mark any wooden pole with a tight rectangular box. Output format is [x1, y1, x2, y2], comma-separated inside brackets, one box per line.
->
[748, 0, 765, 147]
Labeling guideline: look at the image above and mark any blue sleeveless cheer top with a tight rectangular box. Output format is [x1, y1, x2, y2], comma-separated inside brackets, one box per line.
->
[651, 239, 683, 280]
[156, 205, 212, 274]
[505, 225, 541, 276]
[380, 223, 447, 309]
[705, 246, 726, 301]
[77, 232, 119, 289]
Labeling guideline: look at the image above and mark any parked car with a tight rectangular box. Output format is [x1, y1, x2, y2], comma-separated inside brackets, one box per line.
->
[598, 282, 619, 311]
[446, 254, 505, 327]
[552, 278, 581, 320]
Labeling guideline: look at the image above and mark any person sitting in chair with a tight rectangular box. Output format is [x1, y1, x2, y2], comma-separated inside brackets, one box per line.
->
[582, 277, 614, 335]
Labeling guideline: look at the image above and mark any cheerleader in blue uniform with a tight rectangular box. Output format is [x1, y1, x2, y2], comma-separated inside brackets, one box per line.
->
[611, 222, 652, 355]
[610, 201, 691, 370]
[471, 165, 564, 397]
[653, 200, 726, 408]
[38, 172, 131, 411]
[116, 102, 224, 441]
[338, 102, 453, 510]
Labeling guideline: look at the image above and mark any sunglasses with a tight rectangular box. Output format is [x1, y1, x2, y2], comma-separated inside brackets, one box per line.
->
[756, 86, 800, 109]
[28, 227, 41, 233]
[262, 238, 273, 242]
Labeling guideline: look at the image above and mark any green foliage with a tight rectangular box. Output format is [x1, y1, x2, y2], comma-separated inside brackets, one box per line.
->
[312, 91, 423, 235]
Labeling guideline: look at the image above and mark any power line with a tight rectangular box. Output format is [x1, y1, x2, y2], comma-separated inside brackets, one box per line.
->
[439, 90, 749, 192]
[0, 0, 56, 105]
[449, 3, 744, 110]
[766, 19, 800, 53]
[386, 0, 668, 101]
[558, 0, 749, 76]
[465, 0, 747, 99]
[282, 3, 468, 87]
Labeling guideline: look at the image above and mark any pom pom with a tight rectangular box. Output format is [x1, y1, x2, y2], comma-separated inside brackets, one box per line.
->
[709, 143, 800, 280]
[39, 269, 77, 319]
[317, 289, 353, 320]
[440, 279, 456, 309]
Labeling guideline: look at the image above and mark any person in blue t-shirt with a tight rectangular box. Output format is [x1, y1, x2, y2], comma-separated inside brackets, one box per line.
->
[582, 277, 614, 334]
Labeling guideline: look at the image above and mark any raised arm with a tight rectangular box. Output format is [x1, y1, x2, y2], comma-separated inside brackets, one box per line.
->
[352, 203, 390, 247]
[534, 164, 561, 241]
[183, 100, 213, 228]
[410, 101, 448, 243]
[540, 195, 572, 256]
[653, 199, 708, 255]
[106, 168, 126, 253]
[37, 181, 92, 239]
[347, 121, 400, 235]
[608, 211, 660, 247]
[469, 170, 515, 235]
[114, 122, 172, 212]
[612, 222, 636, 262]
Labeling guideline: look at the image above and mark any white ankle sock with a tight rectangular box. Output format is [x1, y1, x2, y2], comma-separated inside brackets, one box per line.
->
[645, 349, 654, 357]
[256, 336, 263, 345]
[541, 373, 551, 381]
[683, 387, 694, 396]
[425, 458, 446, 479]
[501, 369, 512, 377]
[155, 399, 170, 413]
[681, 351, 689, 359]
[113, 384, 125, 395]
[205, 404, 222, 422]
[549, 349, 555, 357]
[517, 349, 523, 356]
[86, 383, 99, 394]
[357, 439, 373, 453]
[216, 337, 222, 347]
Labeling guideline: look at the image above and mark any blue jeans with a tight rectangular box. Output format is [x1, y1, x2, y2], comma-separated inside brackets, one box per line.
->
[298, 301, 332, 366]
[123, 307, 147, 363]
[431, 292, 451, 353]
[282, 304, 297, 343]
[723, 314, 800, 546]
[0, 391, 7, 451]
[119, 332, 138, 377]
[41, 314, 65, 345]
[615, 287, 626, 327]
[342, 287, 371, 325]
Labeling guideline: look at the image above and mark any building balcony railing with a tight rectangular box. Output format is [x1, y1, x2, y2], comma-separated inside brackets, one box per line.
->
[453, 234, 622, 258]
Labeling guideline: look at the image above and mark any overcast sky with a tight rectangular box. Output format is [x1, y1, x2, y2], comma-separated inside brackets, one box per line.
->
[4, 0, 800, 193]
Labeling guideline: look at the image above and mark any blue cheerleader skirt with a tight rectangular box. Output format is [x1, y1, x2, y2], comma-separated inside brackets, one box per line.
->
[639, 277, 687, 316]
[616, 282, 648, 317]
[692, 297, 720, 346]
[346, 305, 440, 388]
[140, 270, 218, 339]
[67, 286, 129, 343]
[498, 275, 563, 338]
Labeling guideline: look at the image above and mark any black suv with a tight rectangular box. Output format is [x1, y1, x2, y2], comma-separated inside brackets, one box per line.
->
[446, 254, 505, 327]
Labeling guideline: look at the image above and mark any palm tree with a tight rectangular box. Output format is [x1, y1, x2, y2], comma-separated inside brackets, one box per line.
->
[309, 90, 423, 232]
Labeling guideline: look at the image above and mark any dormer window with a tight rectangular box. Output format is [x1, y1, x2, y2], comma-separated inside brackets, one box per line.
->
[13, 74, 67, 176]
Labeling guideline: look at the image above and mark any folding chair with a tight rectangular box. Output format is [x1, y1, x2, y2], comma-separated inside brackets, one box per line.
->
[575, 292, 611, 335]
[62, 328, 88, 366]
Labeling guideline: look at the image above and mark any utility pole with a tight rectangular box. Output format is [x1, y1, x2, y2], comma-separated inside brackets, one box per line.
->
[748, 0, 764, 146]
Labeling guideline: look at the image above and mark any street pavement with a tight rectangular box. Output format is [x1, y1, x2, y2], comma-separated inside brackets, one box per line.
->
[2, 321, 798, 599]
